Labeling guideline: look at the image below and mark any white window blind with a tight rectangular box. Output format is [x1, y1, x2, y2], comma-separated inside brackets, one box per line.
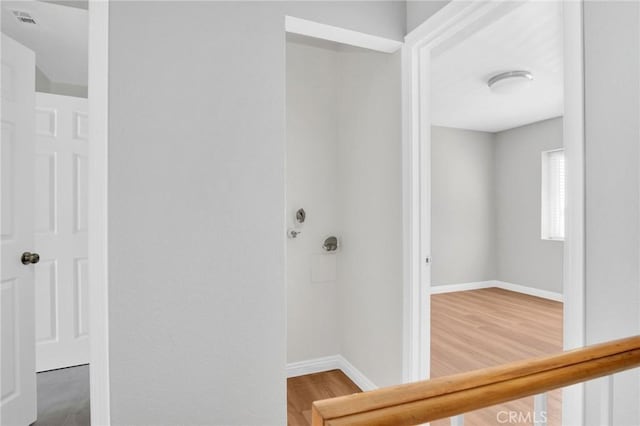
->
[541, 149, 565, 240]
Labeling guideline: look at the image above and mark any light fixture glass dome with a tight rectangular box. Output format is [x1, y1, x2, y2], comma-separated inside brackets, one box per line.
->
[487, 70, 533, 94]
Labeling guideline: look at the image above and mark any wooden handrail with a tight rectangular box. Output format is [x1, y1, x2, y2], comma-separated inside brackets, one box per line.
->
[311, 335, 640, 426]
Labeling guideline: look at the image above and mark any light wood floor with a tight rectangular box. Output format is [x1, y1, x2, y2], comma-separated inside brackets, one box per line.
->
[286, 288, 563, 426]
[287, 370, 361, 426]
[431, 288, 563, 426]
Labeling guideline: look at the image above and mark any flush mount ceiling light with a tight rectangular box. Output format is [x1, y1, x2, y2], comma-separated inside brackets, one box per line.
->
[487, 70, 533, 93]
[12, 10, 37, 25]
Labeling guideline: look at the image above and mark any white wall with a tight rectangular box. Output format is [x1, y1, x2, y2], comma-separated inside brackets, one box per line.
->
[107, 2, 405, 425]
[431, 126, 496, 285]
[584, 2, 640, 424]
[337, 46, 403, 388]
[495, 118, 564, 294]
[286, 36, 341, 363]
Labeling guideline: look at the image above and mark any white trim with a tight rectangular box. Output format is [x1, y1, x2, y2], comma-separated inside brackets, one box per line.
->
[402, 0, 527, 386]
[338, 355, 377, 392]
[430, 280, 563, 302]
[494, 281, 564, 303]
[599, 375, 614, 426]
[404, 1, 523, 48]
[284, 16, 402, 53]
[286, 355, 378, 392]
[429, 281, 495, 295]
[88, 1, 110, 425]
[401, 20, 432, 386]
[402, 1, 585, 422]
[561, 0, 586, 358]
[561, 2, 586, 424]
[286, 355, 342, 378]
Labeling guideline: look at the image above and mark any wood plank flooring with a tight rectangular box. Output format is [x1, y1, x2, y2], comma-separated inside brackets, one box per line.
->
[286, 288, 562, 426]
[287, 370, 361, 426]
[431, 288, 563, 426]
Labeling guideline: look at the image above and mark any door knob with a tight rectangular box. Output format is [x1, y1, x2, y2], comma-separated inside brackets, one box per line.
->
[21, 252, 40, 265]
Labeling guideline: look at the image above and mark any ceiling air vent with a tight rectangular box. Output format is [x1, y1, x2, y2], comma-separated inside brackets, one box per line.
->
[12, 10, 36, 25]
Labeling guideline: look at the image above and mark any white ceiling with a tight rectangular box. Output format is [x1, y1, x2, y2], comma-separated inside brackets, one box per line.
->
[430, 1, 564, 133]
[1, 1, 87, 86]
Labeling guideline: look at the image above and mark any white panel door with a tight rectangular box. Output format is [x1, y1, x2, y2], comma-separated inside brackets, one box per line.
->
[34, 93, 89, 372]
[1, 34, 37, 426]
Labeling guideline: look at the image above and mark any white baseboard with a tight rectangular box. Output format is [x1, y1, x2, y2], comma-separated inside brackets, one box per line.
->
[494, 280, 563, 302]
[286, 355, 378, 391]
[430, 280, 563, 302]
[286, 355, 342, 378]
[335, 355, 377, 391]
[429, 280, 495, 294]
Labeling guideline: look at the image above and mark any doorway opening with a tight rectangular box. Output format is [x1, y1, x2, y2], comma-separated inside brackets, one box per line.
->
[402, 1, 584, 424]
[284, 17, 403, 426]
[1, 1, 93, 425]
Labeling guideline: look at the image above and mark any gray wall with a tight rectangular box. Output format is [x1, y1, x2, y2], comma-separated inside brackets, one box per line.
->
[35, 67, 51, 92]
[35, 66, 87, 98]
[584, 2, 640, 424]
[406, 0, 450, 33]
[105, 1, 640, 424]
[431, 118, 564, 294]
[107, 2, 405, 425]
[285, 1, 406, 41]
[337, 46, 402, 388]
[431, 126, 496, 285]
[286, 36, 341, 363]
[495, 118, 564, 294]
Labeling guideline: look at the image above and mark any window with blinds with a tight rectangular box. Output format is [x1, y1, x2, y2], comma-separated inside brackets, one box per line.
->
[541, 149, 565, 241]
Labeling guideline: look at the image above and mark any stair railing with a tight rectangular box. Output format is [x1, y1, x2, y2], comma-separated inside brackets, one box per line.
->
[311, 335, 640, 426]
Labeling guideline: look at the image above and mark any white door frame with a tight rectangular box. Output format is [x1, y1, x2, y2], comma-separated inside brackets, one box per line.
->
[401, 0, 585, 423]
[88, 0, 110, 424]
